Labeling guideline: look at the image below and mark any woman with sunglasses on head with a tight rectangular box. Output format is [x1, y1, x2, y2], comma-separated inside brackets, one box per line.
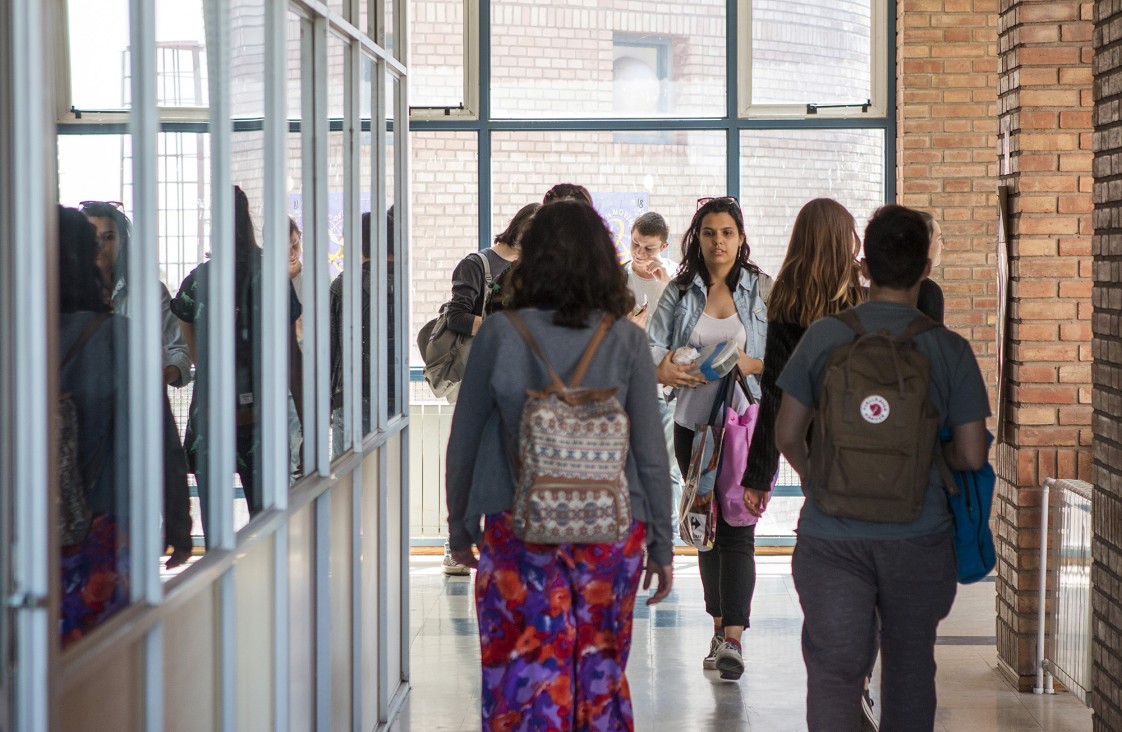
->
[80, 200, 194, 570]
[648, 196, 771, 681]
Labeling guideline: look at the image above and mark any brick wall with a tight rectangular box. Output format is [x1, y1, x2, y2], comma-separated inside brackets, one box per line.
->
[995, 0, 1095, 688]
[1092, 2, 1122, 727]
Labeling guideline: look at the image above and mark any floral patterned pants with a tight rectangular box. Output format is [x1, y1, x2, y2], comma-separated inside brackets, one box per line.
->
[475, 512, 646, 732]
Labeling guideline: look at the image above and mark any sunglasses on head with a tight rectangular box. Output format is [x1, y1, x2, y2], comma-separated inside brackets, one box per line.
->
[79, 200, 125, 211]
[696, 195, 739, 211]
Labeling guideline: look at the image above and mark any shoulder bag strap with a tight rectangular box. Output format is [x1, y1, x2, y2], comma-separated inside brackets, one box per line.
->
[568, 314, 614, 389]
[473, 251, 494, 316]
[61, 313, 112, 369]
[505, 310, 567, 391]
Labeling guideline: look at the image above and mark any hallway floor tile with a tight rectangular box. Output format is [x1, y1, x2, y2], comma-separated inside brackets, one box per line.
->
[396, 555, 1092, 731]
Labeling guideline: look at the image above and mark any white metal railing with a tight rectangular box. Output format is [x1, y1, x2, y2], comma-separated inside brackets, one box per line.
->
[1035, 477, 1093, 704]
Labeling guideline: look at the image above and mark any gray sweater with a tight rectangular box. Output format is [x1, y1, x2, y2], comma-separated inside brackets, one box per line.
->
[445, 308, 675, 566]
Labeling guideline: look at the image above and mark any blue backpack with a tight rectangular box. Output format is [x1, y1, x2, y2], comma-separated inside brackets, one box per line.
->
[940, 428, 996, 583]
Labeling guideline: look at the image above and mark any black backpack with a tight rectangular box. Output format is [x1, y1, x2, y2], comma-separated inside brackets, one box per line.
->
[807, 309, 945, 523]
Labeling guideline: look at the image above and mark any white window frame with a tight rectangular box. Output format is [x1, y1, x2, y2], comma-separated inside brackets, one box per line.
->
[407, 0, 478, 120]
[737, 0, 889, 119]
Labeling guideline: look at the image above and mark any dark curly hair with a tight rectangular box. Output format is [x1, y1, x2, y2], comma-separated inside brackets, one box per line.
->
[506, 200, 635, 328]
[58, 206, 111, 313]
[673, 197, 760, 291]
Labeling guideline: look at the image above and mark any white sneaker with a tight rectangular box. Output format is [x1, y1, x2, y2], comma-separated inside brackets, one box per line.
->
[715, 640, 745, 680]
[703, 633, 723, 670]
[442, 546, 470, 576]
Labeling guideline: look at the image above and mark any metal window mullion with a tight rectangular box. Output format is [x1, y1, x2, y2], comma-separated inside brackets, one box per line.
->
[343, 39, 360, 456]
[262, 3, 290, 731]
[314, 493, 331, 730]
[373, 68, 388, 432]
[262, 0, 289, 513]
[128, 0, 161, 607]
[368, 60, 383, 435]
[350, 470, 363, 729]
[475, 0, 491, 252]
[298, 19, 318, 477]
[725, 0, 739, 198]
[204, 0, 235, 553]
[376, 452, 389, 722]
[9, 0, 51, 729]
[312, 18, 331, 477]
[394, 40, 411, 683]
[884, 0, 897, 203]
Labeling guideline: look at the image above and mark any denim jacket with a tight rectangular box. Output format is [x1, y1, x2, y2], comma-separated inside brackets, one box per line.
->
[647, 267, 771, 400]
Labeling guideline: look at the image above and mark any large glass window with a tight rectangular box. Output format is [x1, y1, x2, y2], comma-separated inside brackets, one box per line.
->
[740, 128, 885, 277]
[490, 0, 726, 119]
[410, 0, 465, 110]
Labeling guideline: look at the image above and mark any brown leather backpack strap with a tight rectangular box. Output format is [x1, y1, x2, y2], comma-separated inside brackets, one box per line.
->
[898, 313, 941, 342]
[61, 312, 112, 369]
[832, 308, 866, 336]
[505, 310, 567, 391]
[568, 314, 614, 389]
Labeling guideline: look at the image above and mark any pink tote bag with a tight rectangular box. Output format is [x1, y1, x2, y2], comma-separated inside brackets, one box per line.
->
[715, 400, 772, 527]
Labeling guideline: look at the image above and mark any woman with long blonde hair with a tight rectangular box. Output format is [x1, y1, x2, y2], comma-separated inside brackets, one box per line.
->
[741, 197, 864, 499]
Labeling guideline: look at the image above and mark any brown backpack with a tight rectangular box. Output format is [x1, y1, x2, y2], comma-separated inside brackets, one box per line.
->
[807, 309, 943, 523]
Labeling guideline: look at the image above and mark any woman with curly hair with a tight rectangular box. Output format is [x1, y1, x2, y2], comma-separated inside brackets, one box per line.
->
[445, 199, 673, 730]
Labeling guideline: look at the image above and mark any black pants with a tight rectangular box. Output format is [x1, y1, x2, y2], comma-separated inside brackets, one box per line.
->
[674, 423, 757, 629]
[162, 394, 193, 553]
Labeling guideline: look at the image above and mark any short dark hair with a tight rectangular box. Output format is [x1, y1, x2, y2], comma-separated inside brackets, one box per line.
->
[632, 211, 669, 242]
[542, 183, 593, 206]
[58, 206, 111, 314]
[507, 200, 635, 328]
[863, 205, 930, 290]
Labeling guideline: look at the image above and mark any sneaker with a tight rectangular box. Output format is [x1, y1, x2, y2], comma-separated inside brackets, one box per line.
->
[442, 547, 471, 576]
[703, 633, 723, 670]
[860, 689, 879, 731]
[715, 639, 745, 680]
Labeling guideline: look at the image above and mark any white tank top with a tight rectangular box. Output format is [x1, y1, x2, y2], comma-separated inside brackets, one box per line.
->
[674, 311, 747, 428]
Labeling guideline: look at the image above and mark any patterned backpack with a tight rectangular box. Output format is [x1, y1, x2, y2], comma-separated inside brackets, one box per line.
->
[505, 311, 632, 544]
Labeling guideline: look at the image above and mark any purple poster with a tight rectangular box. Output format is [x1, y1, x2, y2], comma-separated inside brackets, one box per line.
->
[592, 192, 650, 262]
[288, 193, 371, 279]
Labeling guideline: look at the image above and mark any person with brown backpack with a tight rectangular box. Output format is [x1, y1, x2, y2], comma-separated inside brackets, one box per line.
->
[774, 204, 989, 731]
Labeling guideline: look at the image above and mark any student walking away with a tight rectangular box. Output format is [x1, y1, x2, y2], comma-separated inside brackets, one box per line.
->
[647, 196, 770, 681]
[424, 203, 536, 575]
[287, 216, 304, 481]
[57, 205, 133, 644]
[916, 210, 946, 323]
[81, 200, 193, 569]
[774, 205, 989, 732]
[444, 200, 673, 731]
[172, 186, 304, 548]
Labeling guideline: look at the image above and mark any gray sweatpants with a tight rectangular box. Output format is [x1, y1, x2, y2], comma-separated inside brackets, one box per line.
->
[792, 531, 957, 732]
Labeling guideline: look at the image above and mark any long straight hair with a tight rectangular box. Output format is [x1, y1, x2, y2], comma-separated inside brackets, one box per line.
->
[767, 198, 865, 327]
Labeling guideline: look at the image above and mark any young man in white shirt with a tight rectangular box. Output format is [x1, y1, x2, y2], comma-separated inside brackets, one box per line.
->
[623, 211, 684, 539]
[624, 211, 674, 329]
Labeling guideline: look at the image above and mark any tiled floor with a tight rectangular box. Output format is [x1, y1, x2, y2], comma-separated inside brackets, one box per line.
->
[396, 555, 1093, 731]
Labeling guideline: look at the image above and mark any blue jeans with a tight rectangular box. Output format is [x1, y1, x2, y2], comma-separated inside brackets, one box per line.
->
[792, 532, 957, 732]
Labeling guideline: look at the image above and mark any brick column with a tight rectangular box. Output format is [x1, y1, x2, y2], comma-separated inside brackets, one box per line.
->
[1092, 2, 1122, 727]
[898, 0, 999, 387]
[995, 0, 1094, 689]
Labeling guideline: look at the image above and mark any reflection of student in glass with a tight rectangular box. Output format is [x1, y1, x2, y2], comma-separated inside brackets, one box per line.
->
[623, 211, 673, 330]
[57, 205, 131, 646]
[171, 186, 304, 546]
[329, 211, 373, 458]
[80, 201, 194, 568]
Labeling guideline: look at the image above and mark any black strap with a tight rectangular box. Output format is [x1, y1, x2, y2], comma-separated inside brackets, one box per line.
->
[705, 366, 754, 426]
